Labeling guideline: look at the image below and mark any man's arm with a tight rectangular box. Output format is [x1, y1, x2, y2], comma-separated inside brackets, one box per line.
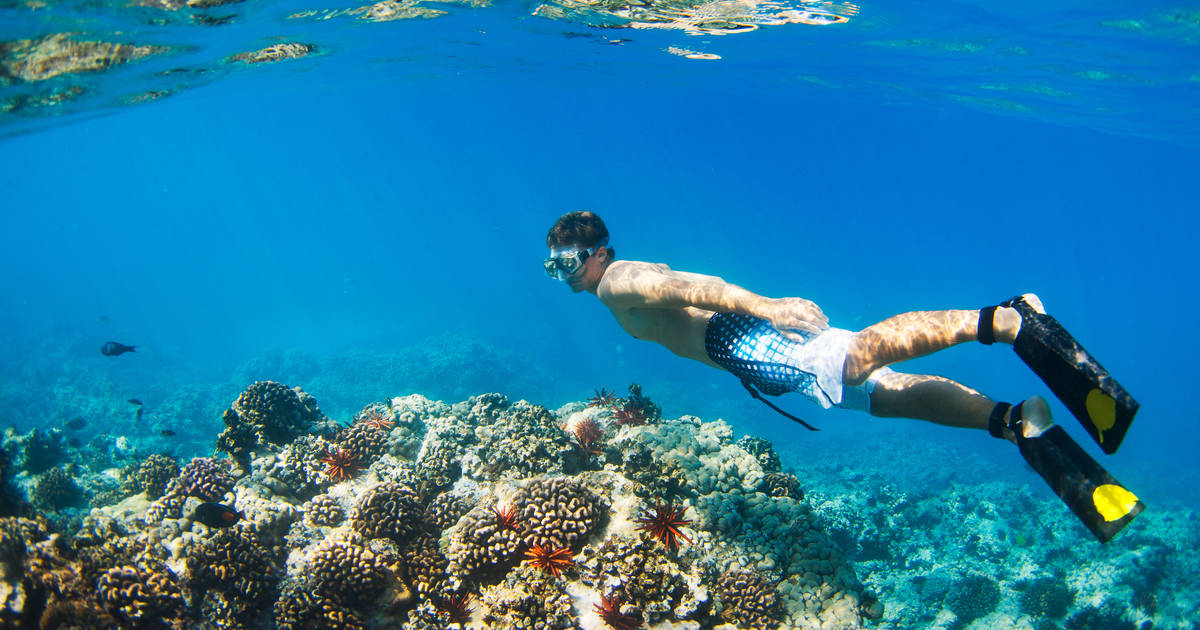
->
[599, 261, 828, 337]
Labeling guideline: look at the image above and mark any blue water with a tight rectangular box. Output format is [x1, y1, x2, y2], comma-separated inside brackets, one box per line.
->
[2, 0, 1197, 512]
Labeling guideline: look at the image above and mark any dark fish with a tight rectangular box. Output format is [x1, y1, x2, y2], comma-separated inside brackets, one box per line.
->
[160, 430, 176, 437]
[136, 408, 143, 422]
[101, 341, 136, 356]
[192, 502, 243, 528]
[68, 437, 81, 448]
[98, 315, 110, 324]
[64, 417, 86, 431]
[128, 399, 143, 406]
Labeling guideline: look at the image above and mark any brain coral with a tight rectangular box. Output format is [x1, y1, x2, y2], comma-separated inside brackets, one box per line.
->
[945, 572, 1001, 625]
[123, 453, 180, 499]
[306, 537, 390, 605]
[274, 581, 368, 630]
[351, 481, 423, 544]
[31, 467, 83, 510]
[96, 559, 187, 626]
[177, 456, 236, 501]
[303, 493, 344, 527]
[447, 501, 524, 583]
[509, 476, 605, 550]
[185, 527, 278, 611]
[717, 569, 781, 629]
[218, 381, 324, 460]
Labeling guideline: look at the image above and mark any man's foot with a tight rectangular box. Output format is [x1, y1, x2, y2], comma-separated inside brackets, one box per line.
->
[992, 293, 1044, 344]
[998, 395, 1053, 443]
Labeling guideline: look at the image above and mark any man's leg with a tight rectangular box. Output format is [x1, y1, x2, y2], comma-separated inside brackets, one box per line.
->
[842, 294, 1043, 386]
[866, 371, 995, 429]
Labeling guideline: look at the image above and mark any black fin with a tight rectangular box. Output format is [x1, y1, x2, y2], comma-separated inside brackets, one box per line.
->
[1005, 296, 1138, 454]
[1016, 424, 1144, 542]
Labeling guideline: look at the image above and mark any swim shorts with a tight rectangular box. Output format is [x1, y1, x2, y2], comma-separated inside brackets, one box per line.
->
[704, 312, 892, 412]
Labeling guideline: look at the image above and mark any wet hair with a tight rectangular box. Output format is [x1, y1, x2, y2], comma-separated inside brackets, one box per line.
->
[546, 211, 611, 255]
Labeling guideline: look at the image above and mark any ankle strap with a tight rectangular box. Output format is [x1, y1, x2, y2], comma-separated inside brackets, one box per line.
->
[978, 306, 998, 345]
[988, 402, 1012, 439]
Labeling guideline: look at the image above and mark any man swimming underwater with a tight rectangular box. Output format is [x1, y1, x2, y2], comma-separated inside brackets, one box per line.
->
[544, 211, 1144, 542]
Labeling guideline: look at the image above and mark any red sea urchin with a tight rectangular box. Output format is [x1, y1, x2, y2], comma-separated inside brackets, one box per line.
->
[319, 447, 361, 482]
[594, 591, 643, 630]
[567, 417, 604, 456]
[434, 591, 473, 624]
[359, 407, 395, 430]
[634, 500, 693, 552]
[611, 401, 648, 427]
[492, 504, 520, 531]
[523, 544, 574, 578]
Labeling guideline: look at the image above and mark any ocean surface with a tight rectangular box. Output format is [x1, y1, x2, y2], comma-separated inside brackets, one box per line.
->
[1, 0, 1198, 628]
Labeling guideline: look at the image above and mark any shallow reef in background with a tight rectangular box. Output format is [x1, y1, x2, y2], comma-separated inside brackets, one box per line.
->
[1, 374, 1198, 629]
[1, 381, 878, 629]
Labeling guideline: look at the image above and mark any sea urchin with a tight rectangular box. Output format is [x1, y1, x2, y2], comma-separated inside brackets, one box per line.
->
[523, 544, 574, 578]
[319, 447, 361, 482]
[594, 591, 643, 630]
[634, 500, 693, 552]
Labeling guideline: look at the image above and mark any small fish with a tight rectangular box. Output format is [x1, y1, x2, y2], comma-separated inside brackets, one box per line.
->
[160, 430, 176, 437]
[101, 341, 136, 356]
[64, 417, 86, 431]
[68, 437, 81, 448]
[128, 399, 143, 406]
[98, 315, 110, 324]
[135, 408, 143, 422]
[192, 502, 243, 528]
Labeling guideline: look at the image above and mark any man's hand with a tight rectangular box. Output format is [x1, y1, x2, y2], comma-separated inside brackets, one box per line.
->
[761, 297, 829, 341]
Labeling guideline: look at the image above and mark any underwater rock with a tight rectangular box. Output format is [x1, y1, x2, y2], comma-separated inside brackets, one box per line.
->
[0, 33, 164, 82]
[7, 427, 67, 474]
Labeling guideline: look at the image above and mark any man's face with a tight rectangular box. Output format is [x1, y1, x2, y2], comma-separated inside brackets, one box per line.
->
[547, 243, 606, 293]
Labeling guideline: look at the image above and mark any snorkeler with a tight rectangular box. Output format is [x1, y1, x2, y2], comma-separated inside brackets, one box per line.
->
[544, 211, 1142, 542]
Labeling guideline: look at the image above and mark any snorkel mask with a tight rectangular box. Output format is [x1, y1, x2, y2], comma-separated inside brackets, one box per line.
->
[544, 239, 608, 282]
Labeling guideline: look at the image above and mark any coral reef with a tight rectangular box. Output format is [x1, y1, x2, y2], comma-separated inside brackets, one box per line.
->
[123, 453, 181, 499]
[31, 467, 82, 510]
[303, 493, 344, 527]
[351, 481, 423, 543]
[3, 376, 1196, 630]
[217, 381, 324, 464]
[718, 569, 781, 629]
